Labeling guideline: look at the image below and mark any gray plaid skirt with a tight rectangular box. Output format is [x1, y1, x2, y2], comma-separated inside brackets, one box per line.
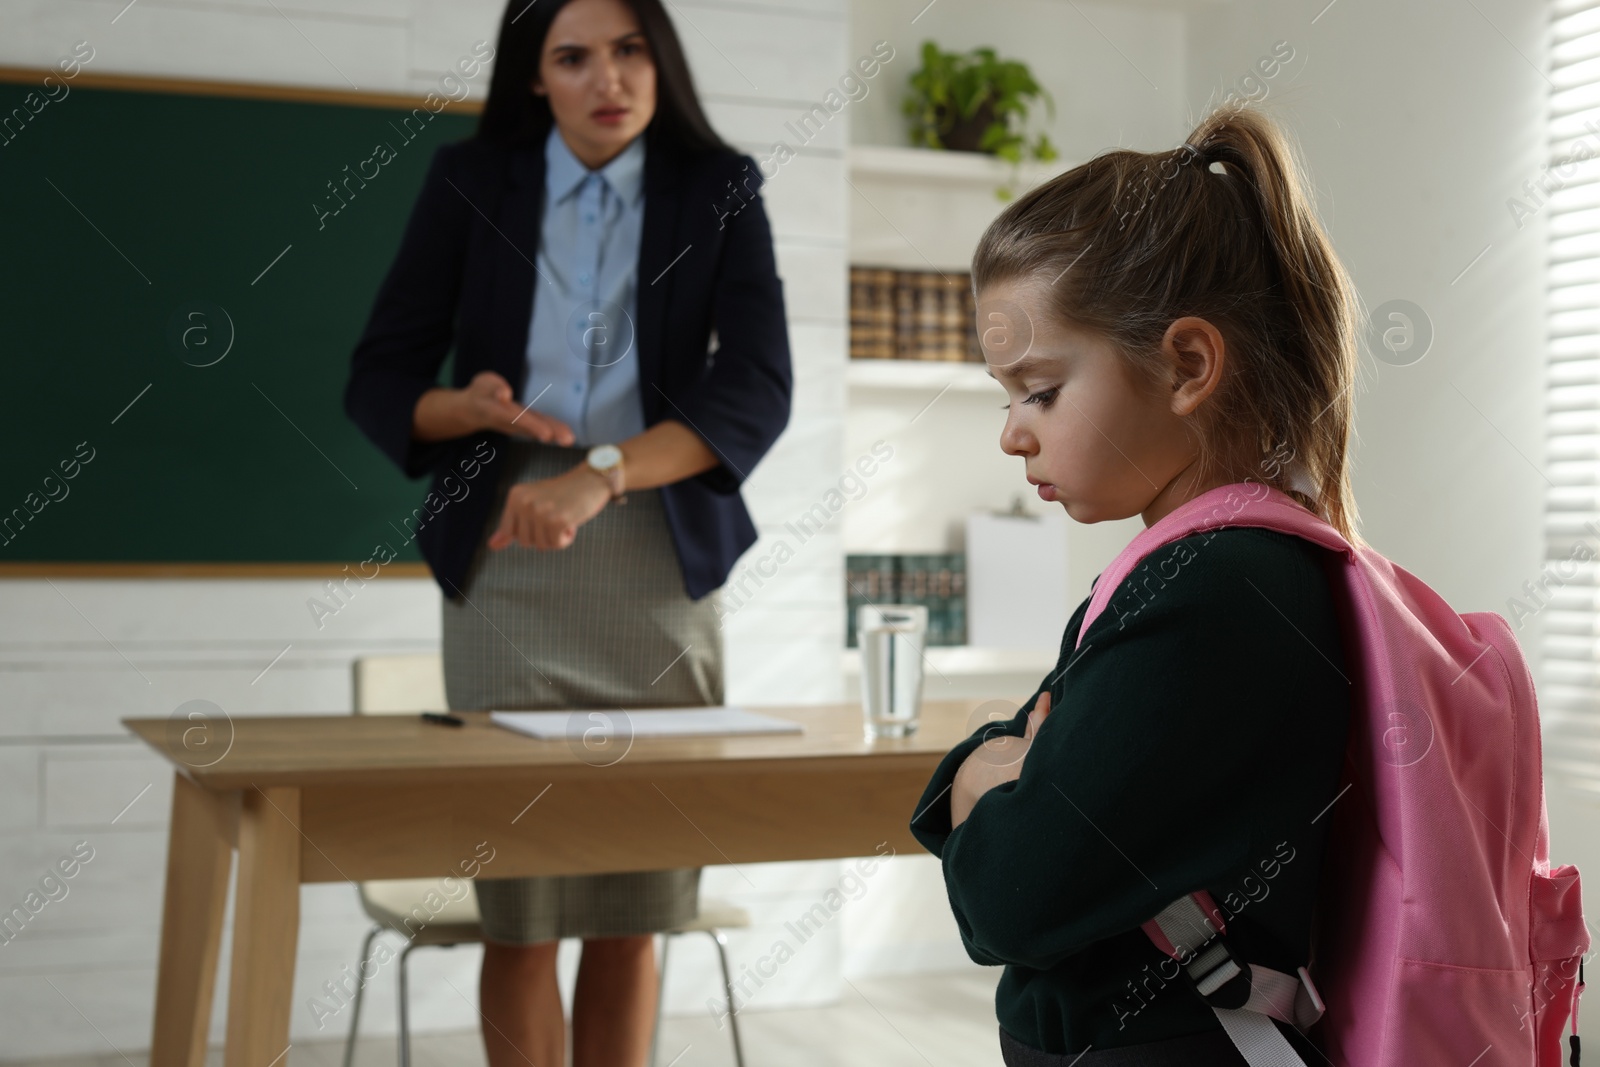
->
[442, 438, 723, 944]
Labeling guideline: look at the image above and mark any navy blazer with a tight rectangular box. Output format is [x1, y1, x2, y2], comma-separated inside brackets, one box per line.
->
[344, 126, 792, 600]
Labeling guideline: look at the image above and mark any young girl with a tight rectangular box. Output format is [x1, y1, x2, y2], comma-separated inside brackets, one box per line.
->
[910, 105, 1356, 1066]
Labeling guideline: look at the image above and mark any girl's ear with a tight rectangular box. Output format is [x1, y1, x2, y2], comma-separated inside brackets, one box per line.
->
[1161, 316, 1227, 417]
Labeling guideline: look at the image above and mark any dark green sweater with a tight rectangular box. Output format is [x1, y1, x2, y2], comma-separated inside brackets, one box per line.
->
[909, 527, 1350, 1055]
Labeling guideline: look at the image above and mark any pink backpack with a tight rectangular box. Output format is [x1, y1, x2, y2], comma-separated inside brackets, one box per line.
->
[1073, 481, 1589, 1066]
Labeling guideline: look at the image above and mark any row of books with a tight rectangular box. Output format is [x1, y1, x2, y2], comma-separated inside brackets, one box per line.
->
[849, 267, 984, 363]
[846, 553, 967, 648]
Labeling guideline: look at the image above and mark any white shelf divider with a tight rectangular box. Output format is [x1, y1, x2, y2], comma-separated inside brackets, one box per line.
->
[847, 145, 1074, 271]
[840, 645, 1056, 677]
[848, 144, 1068, 190]
[845, 358, 1000, 393]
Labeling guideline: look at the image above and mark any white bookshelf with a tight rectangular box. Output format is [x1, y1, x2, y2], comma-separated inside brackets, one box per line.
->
[841, 144, 1087, 694]
[846, 144, 1073, 271]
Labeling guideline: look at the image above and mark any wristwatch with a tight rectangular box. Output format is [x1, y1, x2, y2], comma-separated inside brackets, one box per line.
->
[585, 443, 627, 505]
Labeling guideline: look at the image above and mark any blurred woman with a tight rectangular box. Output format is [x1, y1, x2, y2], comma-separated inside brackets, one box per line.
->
[344, 0, 791, 1061]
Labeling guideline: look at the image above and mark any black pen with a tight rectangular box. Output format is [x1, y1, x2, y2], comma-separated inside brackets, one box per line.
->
[421, 712, 465, 727]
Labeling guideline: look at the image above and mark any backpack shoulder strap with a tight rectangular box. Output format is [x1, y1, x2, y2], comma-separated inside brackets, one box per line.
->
[1146, 894, 1325, 1067]
[1075, 483, 1352, 650]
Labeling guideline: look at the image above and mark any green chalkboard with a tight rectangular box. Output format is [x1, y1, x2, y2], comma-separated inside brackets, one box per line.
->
[0, 72, 478, 568]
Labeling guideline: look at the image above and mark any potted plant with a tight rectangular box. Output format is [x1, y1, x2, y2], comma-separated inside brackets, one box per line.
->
[903, 41, 1058, 197]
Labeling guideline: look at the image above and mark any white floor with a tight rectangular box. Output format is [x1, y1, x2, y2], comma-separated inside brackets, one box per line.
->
[5, 970, 1005, 1067]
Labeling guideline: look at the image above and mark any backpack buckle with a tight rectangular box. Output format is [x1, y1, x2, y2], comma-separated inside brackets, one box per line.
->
[1184, 937, 1254, 1010]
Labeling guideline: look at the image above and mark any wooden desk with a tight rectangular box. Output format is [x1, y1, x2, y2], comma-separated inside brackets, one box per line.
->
[125, 700, 988, 1067]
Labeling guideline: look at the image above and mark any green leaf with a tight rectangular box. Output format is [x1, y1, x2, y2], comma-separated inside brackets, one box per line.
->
[902, 41, 1058, 159]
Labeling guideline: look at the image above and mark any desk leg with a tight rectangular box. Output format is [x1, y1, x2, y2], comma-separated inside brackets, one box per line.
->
[224, 786, 301, 1067]
[150, 772, 236, 1067]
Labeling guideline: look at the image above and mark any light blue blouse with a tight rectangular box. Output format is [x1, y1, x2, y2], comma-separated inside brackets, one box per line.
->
[520, 125, 647, 447]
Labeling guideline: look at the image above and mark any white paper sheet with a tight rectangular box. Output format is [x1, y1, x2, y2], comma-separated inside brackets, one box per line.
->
[489, 706, 804, 740]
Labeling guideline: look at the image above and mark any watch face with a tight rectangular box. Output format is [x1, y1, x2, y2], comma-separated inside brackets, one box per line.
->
[589, 444, 622, 469]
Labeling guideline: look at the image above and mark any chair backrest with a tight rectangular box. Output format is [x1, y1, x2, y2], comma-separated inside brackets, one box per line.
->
[351, 653, 448, 716]
[348, 653, 456, 914]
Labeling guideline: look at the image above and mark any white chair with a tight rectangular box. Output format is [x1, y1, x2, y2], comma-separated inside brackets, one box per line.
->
[650, 901, 750, 1067]
[345, 653, 749, 1067]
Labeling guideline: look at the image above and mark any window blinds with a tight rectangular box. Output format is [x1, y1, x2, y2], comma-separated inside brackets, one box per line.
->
[1544, 0, 1600, 800]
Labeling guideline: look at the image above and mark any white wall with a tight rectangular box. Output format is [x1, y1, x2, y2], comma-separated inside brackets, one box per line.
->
[0, 0, 854, 1058]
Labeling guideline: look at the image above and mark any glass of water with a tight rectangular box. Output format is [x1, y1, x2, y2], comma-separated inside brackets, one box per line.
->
[857, 605, 928, 739]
